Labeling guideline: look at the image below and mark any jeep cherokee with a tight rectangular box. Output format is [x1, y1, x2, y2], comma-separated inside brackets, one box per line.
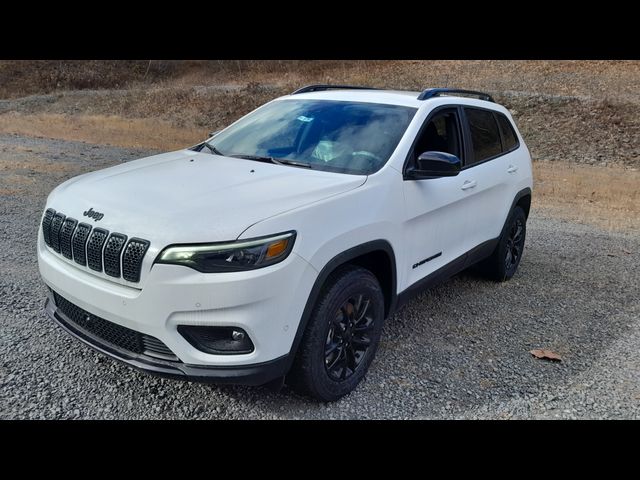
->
[38, 85, 533, 401]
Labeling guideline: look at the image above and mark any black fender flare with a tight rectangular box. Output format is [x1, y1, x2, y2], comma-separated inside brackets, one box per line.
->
[494, 187, 532, 250]
[511, 187, 532, 218]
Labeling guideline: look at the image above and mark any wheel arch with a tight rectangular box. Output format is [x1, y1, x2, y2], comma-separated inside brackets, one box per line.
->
[285, 240, 397, 371]
[513, 187, 532, 218]
[494, 187, 532, 243]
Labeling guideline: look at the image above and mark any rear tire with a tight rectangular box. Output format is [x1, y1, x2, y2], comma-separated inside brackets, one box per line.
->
[288, 265, 385, 402]
[477, 206, 527, 282]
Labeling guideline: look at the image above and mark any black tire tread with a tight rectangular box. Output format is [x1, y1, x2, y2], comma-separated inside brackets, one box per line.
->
[287, 264, 384, 401]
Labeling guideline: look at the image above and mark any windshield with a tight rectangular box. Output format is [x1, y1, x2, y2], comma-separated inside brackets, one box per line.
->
[206, 99, 417, 175]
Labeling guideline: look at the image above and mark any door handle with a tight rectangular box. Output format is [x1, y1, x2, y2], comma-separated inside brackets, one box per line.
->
[461, 180, 477, 191]
[507, 165, 519, 174]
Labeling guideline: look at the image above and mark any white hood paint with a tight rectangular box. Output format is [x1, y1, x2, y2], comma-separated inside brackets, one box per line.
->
[48, 150, 366, 246]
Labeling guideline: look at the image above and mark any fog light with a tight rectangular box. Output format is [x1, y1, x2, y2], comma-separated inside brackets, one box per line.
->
[177, 325, 254, 355]
[231, 329, 245, 341]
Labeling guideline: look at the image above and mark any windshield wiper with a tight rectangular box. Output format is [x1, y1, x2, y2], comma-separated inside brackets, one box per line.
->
[230, 154, 312, 169]
[201, 140, 225, 156]
[273, 158, 313, 169]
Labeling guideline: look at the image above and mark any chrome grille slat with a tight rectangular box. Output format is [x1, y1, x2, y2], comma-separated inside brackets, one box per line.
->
[50, 213, 66, 253]
[122, 238, 150, 283]
[59, 218, 78, 259]
[42, 208, 56, 246]
[103, 233, 127, 277]
[86, 228, 109, 272]
[72, 223, 92, 266]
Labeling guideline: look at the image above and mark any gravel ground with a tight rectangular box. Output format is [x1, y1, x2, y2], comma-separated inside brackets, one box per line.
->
[1, 133, 639, 419]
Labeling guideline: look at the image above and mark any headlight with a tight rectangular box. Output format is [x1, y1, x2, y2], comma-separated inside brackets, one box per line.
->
[155, 231, 296, 273]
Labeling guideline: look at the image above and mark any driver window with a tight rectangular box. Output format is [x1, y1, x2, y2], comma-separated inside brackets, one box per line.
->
[413, 109, 462, 163]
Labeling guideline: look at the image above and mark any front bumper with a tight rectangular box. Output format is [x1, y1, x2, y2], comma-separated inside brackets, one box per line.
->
[44, 294, 289, 385]
[37, 228, 319, 373]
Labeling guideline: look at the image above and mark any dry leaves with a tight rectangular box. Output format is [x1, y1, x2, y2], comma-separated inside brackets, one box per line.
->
[530, 349, 562, 362]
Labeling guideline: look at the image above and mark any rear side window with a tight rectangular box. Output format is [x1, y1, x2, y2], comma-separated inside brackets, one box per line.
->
[496, 113, 519, 152]
[464, 108, 502, 165]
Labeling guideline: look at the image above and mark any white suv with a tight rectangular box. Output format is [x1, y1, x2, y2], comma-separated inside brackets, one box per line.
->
[38, 86, 533, 401]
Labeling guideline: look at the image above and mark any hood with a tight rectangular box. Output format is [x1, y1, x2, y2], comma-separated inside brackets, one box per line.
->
[48, 149, 366, 246]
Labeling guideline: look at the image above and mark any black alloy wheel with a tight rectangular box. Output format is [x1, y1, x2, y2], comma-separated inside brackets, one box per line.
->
[324, 294, 374, 381]
[505, 216, 525, 272]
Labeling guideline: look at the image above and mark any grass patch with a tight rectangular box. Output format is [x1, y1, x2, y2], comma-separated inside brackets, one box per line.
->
[0, 112, 207, 150]
[533, 161, 640, 231]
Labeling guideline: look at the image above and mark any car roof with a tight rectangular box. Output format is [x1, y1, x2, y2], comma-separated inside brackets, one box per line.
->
[280, 88, 502, 110]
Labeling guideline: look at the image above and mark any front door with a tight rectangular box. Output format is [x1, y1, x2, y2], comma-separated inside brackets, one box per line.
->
[401, 107, 476, 289]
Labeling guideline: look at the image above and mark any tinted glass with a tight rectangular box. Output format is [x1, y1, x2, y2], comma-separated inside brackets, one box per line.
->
[414, 109, 461, 161]
[465, 108, 502, 164]
[496, 113, 519, 151]
[210, 99, 417, 175]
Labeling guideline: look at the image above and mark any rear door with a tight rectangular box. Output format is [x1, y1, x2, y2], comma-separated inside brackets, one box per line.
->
[459, 107, 516, 247]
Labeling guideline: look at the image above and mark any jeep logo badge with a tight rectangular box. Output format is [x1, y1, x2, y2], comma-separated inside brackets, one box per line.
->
[83, 207, 104, 222]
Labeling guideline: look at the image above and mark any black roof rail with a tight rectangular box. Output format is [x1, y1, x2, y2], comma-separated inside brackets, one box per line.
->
[291, 84, 380, 95]
[418, 88, 494, 102]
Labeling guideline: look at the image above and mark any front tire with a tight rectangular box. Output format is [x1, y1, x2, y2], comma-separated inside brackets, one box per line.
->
[478, 205, 527, 281]
[288, 265, 385, 402]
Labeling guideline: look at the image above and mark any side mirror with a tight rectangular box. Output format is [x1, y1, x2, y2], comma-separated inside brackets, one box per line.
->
[407, 151, 462, 179]
[209, 130, 221, 138]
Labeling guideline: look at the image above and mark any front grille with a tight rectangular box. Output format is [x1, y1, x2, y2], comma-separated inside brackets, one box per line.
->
[50, 213, 66, 253]
[52, 291, 178, 361]
[86, 228, 109, 272]
[42, 207, 150, 283]
[59, 218, 78, 259]
[103, 233, 127, 277]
